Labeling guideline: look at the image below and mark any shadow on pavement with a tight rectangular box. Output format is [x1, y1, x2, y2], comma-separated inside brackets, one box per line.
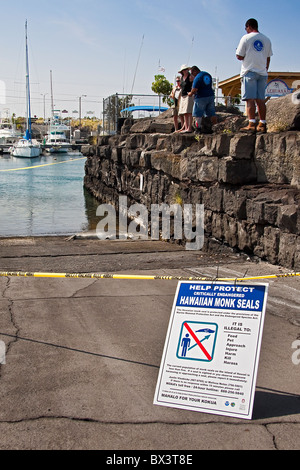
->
[253, 388, 300, 420]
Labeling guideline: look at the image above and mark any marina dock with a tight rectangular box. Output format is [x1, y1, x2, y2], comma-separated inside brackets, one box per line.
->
[0, 142, 87, 155]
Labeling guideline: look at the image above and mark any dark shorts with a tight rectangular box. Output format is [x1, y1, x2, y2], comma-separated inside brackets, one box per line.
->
[193, 96, 216, 118]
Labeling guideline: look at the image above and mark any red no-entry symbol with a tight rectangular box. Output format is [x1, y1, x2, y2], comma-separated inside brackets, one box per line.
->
[183, 322, 212, 361]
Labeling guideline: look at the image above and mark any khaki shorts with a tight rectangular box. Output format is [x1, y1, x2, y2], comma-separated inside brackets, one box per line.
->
[179, 95, 194, 115]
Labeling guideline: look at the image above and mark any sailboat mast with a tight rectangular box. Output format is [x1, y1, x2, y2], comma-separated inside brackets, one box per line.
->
[50, 70, 54, 118]
[25, 20, 32, 141]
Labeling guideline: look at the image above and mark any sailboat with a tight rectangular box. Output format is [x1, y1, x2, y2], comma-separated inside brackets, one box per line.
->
[11, 21, 41, 158]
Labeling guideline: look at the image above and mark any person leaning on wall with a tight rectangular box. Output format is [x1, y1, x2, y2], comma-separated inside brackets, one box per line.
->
[188, 65, 217, 134]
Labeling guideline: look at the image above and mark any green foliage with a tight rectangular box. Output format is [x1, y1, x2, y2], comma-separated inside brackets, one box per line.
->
[232, 94, 241, 106]
[71, 118, 102, 131]
[105, 95, 134, 122]
[151, 75, 173, 105]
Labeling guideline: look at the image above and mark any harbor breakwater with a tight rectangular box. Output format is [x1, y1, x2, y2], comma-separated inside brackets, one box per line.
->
[82, 113, 300, 270]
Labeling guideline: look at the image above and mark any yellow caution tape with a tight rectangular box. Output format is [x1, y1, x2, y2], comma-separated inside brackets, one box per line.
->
[0, 271, 299, 282]
[0, 157, 86, 172]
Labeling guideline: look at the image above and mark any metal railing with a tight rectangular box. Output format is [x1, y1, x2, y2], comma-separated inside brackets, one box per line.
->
[102, 93, 168, 135]
[102, 93, 245, 135]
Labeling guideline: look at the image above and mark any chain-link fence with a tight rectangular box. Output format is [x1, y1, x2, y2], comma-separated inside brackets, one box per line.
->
[102, 92, 245, 135]
[102, 93, 169, 135]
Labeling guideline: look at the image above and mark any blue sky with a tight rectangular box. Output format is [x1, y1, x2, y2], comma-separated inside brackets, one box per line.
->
[0, 0, 299, 118]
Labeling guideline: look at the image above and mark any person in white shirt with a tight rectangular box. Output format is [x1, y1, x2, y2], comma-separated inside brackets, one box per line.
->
[236, 18, 273, 132]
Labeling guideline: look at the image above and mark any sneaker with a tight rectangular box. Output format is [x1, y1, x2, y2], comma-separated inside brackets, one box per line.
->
[240, 121, 257, 132]
[256, 122, 267, 133]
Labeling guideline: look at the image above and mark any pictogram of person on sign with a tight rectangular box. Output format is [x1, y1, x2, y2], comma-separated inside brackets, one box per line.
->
[181, 334, 191, 357]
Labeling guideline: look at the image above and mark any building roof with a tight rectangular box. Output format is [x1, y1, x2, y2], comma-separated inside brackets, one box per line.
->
[219, 72, 300, 97]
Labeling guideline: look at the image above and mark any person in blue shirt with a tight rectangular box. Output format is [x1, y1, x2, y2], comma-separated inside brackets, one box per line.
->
[188, 66, 217, 133]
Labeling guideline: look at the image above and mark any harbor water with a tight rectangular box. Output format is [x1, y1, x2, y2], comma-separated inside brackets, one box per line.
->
[0, 153, 100, 237]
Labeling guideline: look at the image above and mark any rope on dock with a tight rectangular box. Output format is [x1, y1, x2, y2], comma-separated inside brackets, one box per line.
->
[0, 157, 86, 172]
[0, 271, 299, 282]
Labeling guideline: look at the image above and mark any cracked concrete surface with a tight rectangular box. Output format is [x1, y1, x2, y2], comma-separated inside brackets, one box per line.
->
[0, 237, 299, 450]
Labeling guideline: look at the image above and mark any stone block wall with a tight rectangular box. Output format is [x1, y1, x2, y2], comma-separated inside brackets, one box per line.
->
[83, 126, 300, 269]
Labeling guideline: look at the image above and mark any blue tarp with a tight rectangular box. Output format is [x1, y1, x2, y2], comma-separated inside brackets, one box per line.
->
[121, 106, 168, 113]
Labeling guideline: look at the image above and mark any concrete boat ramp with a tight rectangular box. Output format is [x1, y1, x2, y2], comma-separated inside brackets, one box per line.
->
[0, 236, 299, 451]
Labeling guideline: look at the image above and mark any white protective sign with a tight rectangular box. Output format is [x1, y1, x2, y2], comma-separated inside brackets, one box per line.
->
[154, 281, 268, 420]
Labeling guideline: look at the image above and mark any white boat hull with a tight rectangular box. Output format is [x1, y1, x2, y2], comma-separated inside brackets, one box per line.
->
[46, 115, 71, 154]
[11, 140, 41, 158]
